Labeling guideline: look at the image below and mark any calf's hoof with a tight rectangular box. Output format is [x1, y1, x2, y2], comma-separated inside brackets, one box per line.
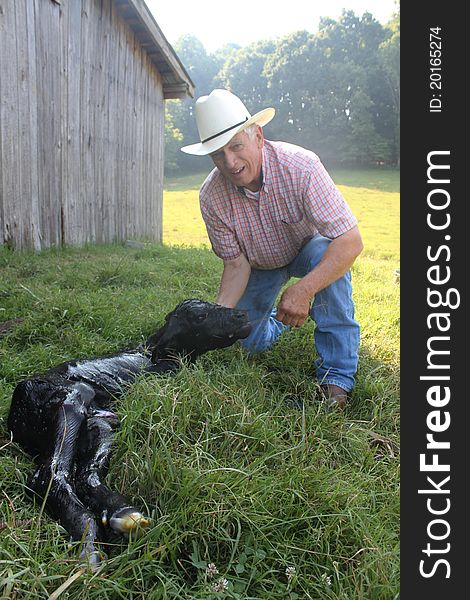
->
[106, 507, 150, 537]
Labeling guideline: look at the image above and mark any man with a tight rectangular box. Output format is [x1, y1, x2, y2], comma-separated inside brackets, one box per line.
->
[181, 89, 363, 409]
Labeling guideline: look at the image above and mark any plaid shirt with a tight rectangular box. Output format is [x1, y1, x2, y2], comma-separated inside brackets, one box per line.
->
[200, 140, 358, 270]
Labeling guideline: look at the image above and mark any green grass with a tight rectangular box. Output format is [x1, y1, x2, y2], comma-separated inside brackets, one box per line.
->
[0, 169, 399, 599]
[329, 168, 399, 194]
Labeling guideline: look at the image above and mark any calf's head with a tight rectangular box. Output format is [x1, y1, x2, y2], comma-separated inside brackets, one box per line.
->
[148, 299, 251, 362]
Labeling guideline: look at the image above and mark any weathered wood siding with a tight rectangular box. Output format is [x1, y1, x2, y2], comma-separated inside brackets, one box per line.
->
[0, 0, 165, 250]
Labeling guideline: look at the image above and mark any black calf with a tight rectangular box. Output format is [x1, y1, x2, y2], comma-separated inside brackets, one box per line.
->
[7, 299, 250, 568]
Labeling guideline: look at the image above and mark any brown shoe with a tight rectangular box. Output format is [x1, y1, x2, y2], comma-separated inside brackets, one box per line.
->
[320, 384, 348, 411]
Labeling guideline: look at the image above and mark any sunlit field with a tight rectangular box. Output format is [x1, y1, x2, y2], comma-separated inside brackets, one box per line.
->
[163, 168, 399, 261]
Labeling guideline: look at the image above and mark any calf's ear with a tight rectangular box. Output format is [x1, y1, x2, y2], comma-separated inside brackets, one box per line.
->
[150, 318, 186, 360]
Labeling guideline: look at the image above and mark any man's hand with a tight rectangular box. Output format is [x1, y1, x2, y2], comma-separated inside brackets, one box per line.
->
[276, 281, 312, 327]
[275, 226, 363, 327]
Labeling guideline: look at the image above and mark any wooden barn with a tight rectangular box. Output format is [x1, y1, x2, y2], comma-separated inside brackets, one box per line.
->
[0, 0, 194, 251]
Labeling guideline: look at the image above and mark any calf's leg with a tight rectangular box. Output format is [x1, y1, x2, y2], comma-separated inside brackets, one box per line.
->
[75, 413, 150, 537]
[27, 383, 102, 568]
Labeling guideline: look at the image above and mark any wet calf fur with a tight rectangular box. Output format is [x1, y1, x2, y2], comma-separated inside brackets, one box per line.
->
[8, 299, 251, 567]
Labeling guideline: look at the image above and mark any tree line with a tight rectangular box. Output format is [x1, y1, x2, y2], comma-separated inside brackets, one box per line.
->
[165, 9, 399, 173]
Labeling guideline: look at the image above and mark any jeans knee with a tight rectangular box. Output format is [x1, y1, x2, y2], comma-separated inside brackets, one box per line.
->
[290, 235, 331, 276]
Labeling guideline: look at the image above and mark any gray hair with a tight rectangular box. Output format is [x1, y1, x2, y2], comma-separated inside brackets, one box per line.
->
[244, 123, 260, 138]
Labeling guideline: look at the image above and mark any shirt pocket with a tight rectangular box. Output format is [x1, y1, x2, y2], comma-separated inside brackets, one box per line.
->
[277, 204, 304, 226]
[278, 207, 315, 246]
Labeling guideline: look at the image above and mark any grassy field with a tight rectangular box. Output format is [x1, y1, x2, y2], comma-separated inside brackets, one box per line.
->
[163, 169, 400, 260]
[0, 169, 399, 599]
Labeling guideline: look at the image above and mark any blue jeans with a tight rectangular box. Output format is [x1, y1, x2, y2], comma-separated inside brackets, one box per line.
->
[235, 235, 360, 391]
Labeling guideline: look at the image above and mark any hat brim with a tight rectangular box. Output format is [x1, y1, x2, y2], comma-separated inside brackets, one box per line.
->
[181, 108, 275, 156]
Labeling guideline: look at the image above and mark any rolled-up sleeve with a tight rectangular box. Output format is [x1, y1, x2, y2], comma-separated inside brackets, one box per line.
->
[200, 196, 242, 261]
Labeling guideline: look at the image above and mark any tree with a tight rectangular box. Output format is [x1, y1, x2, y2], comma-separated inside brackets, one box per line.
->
[263, 30, 318, 143]
[264, 30, 389, 165]
[379, 11, 400, 164]
[215, 40, 275, 110]
[316, 10, 388, 67]
[164, 103, 183, 173]
[315, 11, 396, 164]
[164, 35, 219, 173]
[164, 11, 400, 170]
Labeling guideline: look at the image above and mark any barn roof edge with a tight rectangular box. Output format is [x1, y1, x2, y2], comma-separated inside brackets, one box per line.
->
[114, 0, 195, 98]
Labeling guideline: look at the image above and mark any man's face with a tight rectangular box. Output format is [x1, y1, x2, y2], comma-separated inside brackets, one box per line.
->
[210, 127, 264, 192]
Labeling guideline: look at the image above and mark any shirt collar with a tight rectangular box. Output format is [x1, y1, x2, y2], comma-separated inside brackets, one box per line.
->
[261, 142, 270, 188]
[237, 144, 269, 196]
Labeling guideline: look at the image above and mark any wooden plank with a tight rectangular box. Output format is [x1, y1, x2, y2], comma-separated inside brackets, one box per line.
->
[62, 0, 83, 245]
[113, 7, 124, 241]
[134, 39, 144, 239]
[90, 0, 105, 243]
[0, 2, 9, 246]
[34, 0, 63, 247]
[0, 1, 22, 248]
[101, 0, 114, 243]
[79, 0, 96, 244]
[24, 0, 42, 250]
[14, 0, 37, 249]
[122, 24, 133, 240]
[141, 59, 151, 238]
[15, 0, 30, 245]
[154, 79, 164, 242]
[110, 0, 122, 242]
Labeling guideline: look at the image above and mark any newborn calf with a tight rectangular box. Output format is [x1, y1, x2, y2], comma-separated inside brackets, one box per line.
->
[8, 299, 251, 567]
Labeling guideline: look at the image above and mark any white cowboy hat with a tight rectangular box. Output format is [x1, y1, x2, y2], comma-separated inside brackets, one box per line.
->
[180, 89, 275, 156]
